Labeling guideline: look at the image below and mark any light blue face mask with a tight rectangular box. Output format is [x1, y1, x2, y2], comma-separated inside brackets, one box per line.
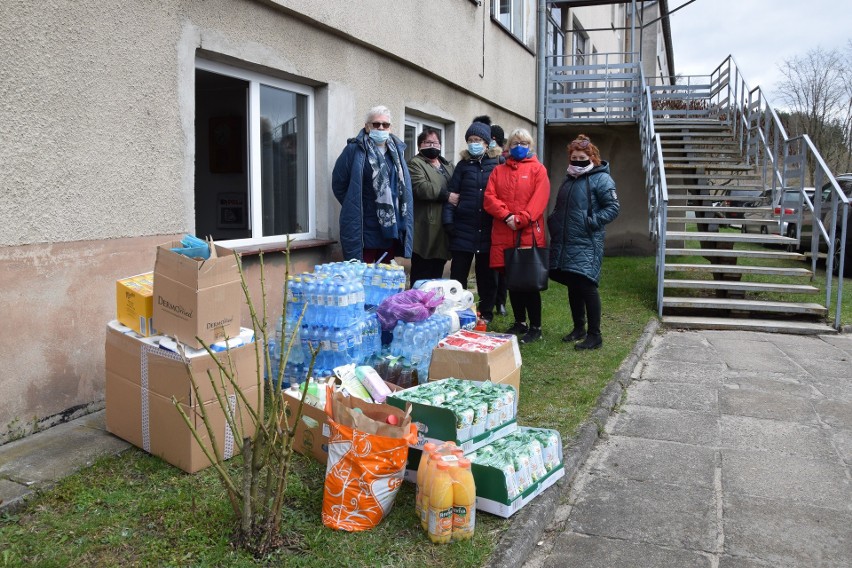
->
[369, 129, 390, 144]
[468, 142, 485, 156]
[488, 140, 497, 149]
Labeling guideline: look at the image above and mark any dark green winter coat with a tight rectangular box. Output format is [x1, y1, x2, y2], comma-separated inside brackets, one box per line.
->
[547, 162, 620, 283]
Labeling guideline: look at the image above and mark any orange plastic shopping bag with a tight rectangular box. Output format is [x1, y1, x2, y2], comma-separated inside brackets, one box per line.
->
[321, 390, 416, 532]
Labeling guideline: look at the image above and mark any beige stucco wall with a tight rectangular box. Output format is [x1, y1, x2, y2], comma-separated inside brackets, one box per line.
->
[0, 0, 539, 439]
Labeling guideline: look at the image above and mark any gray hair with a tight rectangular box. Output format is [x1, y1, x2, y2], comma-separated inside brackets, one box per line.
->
[365, 105, 393, 124]
[507, 128, 534, 148]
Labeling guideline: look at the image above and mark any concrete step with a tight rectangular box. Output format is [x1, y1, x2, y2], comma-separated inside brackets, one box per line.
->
[661, 315, 836, 335]
[665, 231, 796, 245]
[662, 296, 827, 316]
[664, 263, 813, 277]
[663, 279, 819, 294]
[665, 247, 805, 261]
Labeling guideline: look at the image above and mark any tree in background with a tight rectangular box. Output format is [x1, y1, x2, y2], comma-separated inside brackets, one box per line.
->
[776, 43, 852, 176]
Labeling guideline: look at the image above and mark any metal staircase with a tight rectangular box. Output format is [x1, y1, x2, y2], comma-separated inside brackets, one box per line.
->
[655, 118, 833, 334]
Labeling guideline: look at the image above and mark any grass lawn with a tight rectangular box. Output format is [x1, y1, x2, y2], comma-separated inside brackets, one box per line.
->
[0, 254, 703, 566]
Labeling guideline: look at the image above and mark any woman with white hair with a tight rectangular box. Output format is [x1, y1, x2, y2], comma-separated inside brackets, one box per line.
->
[484, 128, 551, 343]
[332, 105, 413, 263]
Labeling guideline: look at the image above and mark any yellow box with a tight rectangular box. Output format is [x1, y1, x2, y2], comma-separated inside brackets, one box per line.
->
[116, 272, 155, 336]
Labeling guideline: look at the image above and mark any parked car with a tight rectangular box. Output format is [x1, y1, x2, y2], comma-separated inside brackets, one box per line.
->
[741, 188, 805, 235]
[711, 188, 763, 221]
[787, 173, 852, 276]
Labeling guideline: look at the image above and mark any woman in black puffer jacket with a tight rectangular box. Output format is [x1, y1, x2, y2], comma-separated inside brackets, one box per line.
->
[441, 119, 504, 322]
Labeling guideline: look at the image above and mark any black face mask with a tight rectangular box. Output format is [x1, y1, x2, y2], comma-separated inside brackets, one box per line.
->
[420, 147, 441, 160]
[570, 159, 591, 168]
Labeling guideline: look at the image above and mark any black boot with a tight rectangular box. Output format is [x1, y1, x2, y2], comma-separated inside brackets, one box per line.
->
[562, 328, 586, 342]
[575, 333, 602, 350]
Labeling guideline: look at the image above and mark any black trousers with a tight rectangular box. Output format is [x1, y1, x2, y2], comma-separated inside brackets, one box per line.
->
[409, 253, 447, 287]
[553, 271, 602, 336]
[508, 290, 542, 328]
[450, 250, 497, 320]
[495, 272, 507, 307]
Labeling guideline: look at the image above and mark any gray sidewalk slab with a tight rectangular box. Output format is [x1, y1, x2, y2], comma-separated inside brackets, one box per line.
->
[0, 410, 128, 511]
[522, 329, 852, 568]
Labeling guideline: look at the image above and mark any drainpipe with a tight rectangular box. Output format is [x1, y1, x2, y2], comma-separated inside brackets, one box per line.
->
[536, 0, 546, 159]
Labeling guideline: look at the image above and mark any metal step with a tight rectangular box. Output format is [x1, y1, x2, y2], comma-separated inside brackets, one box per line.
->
[663, 279, 819, 294]
[669, 205, 764, 213]
[658, 131, 734, 138]
[663, 156, 743, 163]
[661, 315, 835, 335]
[662, 297, 827, 316]
[666, 217, 775, 227]
[666, 173, 761, 180]
[665, 231, 796, 245]
[667, 184, 764, 191]
[667, 194, 757, 202]
[660, 139, 739, 147]
[662, 147, 742, 154]
[664, 263, 813, 277]
[665, 248, 805, 261]
[665, 163, 755, 172]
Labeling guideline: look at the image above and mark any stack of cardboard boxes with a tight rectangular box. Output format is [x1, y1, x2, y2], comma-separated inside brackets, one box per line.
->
[105, 241, 262, 473]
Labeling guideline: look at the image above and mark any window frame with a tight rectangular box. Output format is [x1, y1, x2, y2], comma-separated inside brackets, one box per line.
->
[491, 0, 536, 52]
[403, 116, 449, 162]
[195, 58, 316, 248]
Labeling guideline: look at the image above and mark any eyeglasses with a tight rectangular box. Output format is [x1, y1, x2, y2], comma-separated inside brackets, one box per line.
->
[370, 122, 391, 129]
[510, 142, 530, 148]
[421, 142, 441, 148]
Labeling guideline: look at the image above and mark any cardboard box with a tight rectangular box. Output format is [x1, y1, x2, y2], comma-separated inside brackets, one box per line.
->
[116, 272, 156, 336]
[152, 242, 242, 349]
[105, 321, 262, 473]
[283, 381, 403, 464]
[428, 332, 522, 394]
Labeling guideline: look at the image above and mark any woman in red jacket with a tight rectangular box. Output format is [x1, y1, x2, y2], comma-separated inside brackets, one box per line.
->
[484, 128, 551, 343]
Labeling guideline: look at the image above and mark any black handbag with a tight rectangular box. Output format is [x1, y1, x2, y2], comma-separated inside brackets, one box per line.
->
[503, 224, 549, 292]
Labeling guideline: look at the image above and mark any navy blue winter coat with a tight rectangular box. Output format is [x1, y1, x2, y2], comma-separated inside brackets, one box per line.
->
[441, 147, 504, 254]
[331, 130, 413, 261]
[548, 162, 620, 283]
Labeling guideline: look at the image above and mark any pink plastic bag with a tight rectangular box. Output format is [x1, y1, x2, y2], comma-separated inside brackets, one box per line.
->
[377, 289, 443, 331]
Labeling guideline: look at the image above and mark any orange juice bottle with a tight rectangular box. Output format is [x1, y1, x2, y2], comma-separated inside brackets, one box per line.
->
[415, 443, 437, 521]
[428, 462, 454, 544]
[421, 452, 441, 530]
[451, 458, 476, 541]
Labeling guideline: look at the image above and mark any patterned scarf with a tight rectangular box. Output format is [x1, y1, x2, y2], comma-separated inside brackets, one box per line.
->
[365, 136, 407, 239]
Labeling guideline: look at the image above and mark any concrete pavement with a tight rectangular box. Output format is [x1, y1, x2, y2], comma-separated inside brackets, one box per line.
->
[520, 329, 852, 568]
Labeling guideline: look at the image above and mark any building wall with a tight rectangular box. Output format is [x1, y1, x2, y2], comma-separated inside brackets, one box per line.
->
[0, 0, 538, 441]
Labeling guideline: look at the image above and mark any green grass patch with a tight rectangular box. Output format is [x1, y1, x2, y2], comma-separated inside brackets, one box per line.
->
[0, 256, 658, 567]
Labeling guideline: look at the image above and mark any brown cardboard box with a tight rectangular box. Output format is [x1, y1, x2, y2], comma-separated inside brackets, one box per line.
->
[428, 333, 522, 393]
[105, 321, 262, 473]
[152, 242, 242, 349]
[283, 381, 403, 464]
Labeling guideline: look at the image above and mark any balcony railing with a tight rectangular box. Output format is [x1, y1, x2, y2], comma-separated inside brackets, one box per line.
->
[545, 52, 642, 123]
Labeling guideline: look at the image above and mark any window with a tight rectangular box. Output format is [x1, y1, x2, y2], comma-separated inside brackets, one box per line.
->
[194, 58, 315, 247]
[492, 0, 535, 49]
[403, 116, 449, 162]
